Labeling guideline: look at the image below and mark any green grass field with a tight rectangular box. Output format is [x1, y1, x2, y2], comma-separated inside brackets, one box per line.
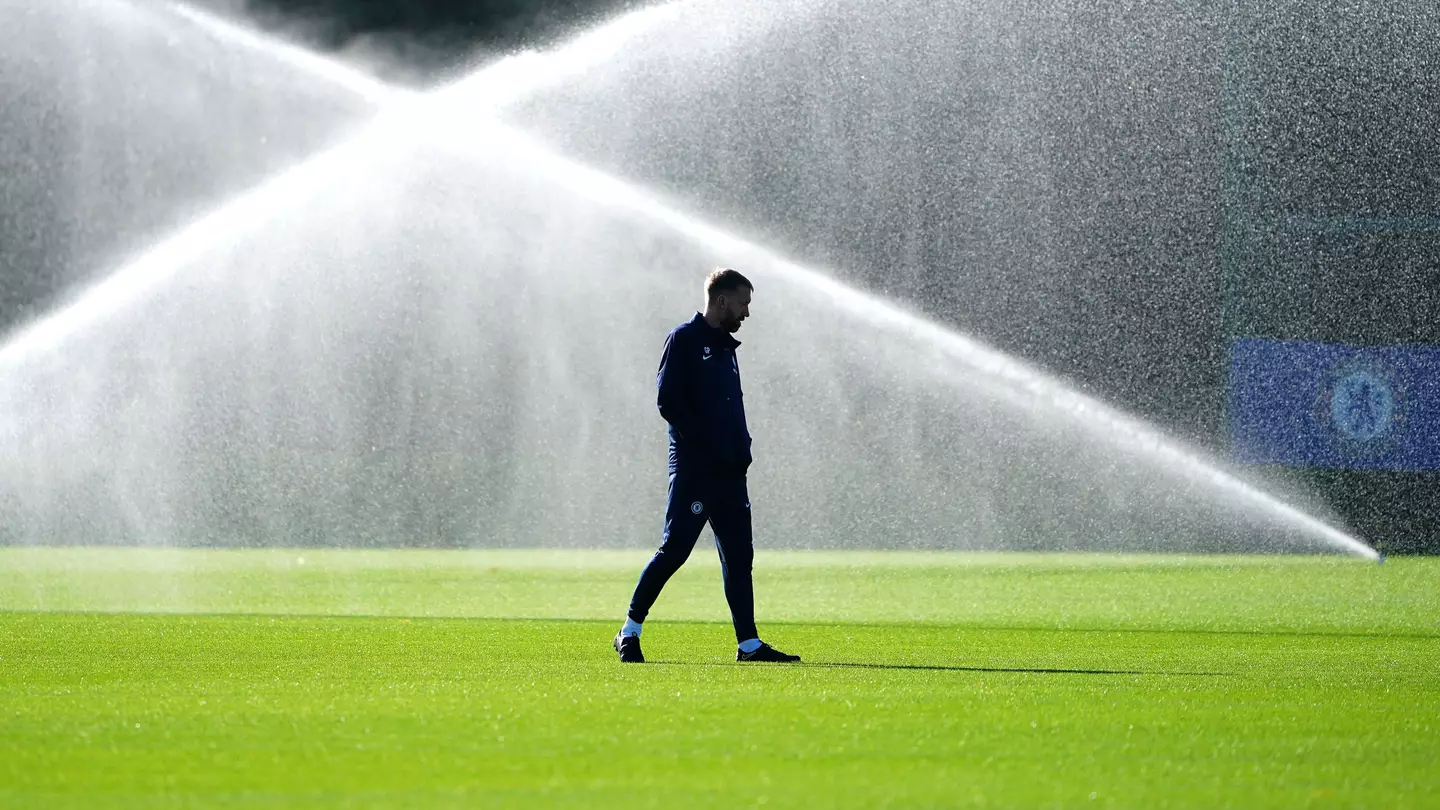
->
[1, 548, 1436, 808]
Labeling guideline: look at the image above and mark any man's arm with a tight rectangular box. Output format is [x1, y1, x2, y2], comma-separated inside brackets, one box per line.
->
[656, 331, 718, 467]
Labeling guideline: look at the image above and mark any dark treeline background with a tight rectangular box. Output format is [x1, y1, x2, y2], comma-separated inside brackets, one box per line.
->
[241, 0, 643, 75]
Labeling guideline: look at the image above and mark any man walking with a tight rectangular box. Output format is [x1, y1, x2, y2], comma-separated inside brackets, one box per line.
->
[614, 268, 801, 664]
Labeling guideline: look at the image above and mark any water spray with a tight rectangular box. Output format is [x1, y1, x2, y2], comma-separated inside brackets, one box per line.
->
[164, 1, 1381, 562]
[0, 0, 688, 371]
[429, 122, 1381, 562]
[2, 0, 1379, 561]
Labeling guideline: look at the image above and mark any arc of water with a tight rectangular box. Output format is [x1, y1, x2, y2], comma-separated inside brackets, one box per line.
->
[8, 1, 1378, 559]
[0, 0, 689, 370]
[429, 122, 1378, 561]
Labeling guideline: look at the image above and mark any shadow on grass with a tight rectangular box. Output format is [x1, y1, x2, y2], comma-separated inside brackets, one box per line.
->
[650, 660, 1230, 676]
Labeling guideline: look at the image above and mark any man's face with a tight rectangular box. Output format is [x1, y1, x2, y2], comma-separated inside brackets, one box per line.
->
[716, 286, 752, 333]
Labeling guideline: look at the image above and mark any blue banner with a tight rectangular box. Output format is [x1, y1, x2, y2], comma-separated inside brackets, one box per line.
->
[1229, 338, 1440, 470]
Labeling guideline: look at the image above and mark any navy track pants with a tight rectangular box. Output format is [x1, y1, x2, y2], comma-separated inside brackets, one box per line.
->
[627, 473, 757, 643]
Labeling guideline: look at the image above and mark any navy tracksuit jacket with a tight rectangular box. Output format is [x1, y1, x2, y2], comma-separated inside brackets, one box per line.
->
[627, 312, 757, 642]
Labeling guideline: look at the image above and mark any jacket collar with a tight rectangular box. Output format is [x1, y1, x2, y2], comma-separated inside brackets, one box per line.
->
[691, 311, 741, 348]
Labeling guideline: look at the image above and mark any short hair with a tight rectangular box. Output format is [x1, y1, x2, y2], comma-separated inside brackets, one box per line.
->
[705, 267, 753, 302]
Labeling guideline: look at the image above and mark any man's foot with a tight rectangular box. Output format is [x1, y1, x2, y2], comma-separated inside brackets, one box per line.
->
[614, 633, 644, 663]
[736, 642, 800, 663]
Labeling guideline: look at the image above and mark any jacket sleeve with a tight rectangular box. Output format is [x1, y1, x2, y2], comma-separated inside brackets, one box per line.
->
[657, 331, 718, 466]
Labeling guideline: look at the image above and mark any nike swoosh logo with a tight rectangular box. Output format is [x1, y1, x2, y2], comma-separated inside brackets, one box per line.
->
[703, 355, 714, 360]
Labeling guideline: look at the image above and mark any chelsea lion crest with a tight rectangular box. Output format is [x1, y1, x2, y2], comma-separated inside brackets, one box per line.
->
[1314, 352, 1404, 457]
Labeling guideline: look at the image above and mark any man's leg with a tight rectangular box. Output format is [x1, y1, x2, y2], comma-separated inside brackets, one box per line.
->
[708, 493, 758, 644]
[626, 475, 708, 627]
[710, 486, 801, 662]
